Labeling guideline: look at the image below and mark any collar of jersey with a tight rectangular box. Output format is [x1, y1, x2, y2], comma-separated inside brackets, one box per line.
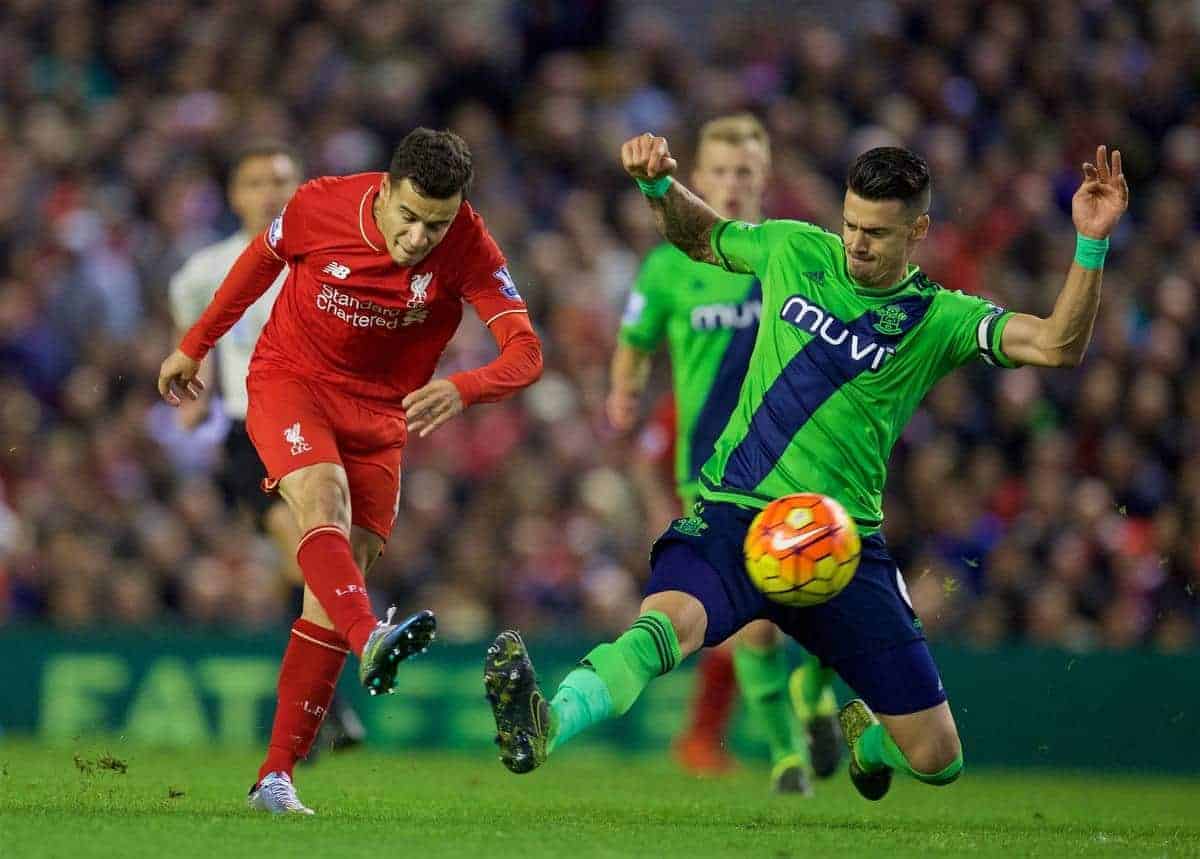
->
[845, 261, 922, 300]
[358, 184, 388, 254]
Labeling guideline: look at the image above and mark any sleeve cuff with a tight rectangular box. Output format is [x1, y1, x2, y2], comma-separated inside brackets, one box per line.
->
[617, 328, 658, 352]
[448, 371, 483, 408]
[178, 330, 209, 363]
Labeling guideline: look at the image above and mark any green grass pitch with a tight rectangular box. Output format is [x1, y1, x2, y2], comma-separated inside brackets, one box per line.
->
[1, 740, 1197, 858]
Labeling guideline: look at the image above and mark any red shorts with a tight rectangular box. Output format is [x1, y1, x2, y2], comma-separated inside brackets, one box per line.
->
[245, 372, 406, 541]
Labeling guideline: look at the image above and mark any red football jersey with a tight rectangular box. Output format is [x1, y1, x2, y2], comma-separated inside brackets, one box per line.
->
[184, 172, 529, 414]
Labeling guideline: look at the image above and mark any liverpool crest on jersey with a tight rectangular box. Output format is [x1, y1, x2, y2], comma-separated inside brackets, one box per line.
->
[408, 272, 433, 308]
[873, 304, 908, 336]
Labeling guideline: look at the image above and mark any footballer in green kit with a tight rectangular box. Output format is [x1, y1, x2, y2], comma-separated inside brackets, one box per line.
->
[487, 132, 1128, 800]
[608, 114, 839, 793]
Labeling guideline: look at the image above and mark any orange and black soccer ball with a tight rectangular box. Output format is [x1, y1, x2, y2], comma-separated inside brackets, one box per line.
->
[743, 493, 861, 607]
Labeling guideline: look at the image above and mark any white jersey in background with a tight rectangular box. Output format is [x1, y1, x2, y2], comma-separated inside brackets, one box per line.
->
[168, 232, 288, 419]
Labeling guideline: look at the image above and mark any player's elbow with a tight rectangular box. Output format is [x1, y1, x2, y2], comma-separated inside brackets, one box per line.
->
[520, 333, 544, 386]
[529, 347, 545, 385]
[1031, 330, 1088, 368]
[1042, 345, 1086, 368]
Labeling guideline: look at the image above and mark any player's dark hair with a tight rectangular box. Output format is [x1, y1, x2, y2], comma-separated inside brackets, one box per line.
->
[388, 128, 473, 199]
[846, 147, 931, 213]
[230, 140, 303, 177]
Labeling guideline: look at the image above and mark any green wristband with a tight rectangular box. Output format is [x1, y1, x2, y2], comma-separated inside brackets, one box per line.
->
[635, 175, 672, 198]
[1074, 233, 1109, 270]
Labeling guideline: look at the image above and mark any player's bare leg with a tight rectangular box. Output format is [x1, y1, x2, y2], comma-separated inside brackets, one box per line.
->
[839, 699, 962, 801]
[733, 620, 812, 795]
[486, 590, 706, 774]
[266, 499, 304, 586]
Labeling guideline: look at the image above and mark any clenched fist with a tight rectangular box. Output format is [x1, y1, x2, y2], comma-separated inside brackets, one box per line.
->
[621, 132, 678, 182]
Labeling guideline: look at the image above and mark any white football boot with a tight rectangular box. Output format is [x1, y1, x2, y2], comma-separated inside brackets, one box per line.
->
[247, 771, 315, 815]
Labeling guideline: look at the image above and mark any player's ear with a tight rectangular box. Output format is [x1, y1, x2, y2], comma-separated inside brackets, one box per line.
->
[910, 212, 930, 242]
[379, 174, 391, 204]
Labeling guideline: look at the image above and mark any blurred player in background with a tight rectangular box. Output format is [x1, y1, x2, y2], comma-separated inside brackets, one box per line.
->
[607, 115, 839, 793]
[159, 128, 543, 813]
[168, 141, 365, 752]
[487, 134, 1127, 801]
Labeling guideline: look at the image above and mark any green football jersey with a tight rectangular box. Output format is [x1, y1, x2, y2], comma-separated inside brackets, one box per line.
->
[699, 219, 1016, 532]
[619, 243, 761, 502]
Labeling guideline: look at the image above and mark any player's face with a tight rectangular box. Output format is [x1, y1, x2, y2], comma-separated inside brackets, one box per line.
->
[841, 191, 929, 289]
[230, 154, 301, 236]
[691, 139, 768, 222]
[375, 177, 461, 267]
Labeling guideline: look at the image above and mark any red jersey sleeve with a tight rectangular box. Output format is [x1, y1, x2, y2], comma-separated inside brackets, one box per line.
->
[264, 180, 318, 261]
[457, 211, 529, 327]
[445, 209, 541, 406]
[178, 233, 284, 361]
[178, 182, 322, 361]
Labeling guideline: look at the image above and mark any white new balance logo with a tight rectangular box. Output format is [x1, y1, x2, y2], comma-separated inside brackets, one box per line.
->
[322, 261, 351, 279]
[284, 422, 312, 455]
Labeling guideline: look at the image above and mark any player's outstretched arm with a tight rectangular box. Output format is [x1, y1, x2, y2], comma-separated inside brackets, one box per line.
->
[621, 133, 721, 266]
[1000, 145, 1129, 368]
[171, 233, 287, 371]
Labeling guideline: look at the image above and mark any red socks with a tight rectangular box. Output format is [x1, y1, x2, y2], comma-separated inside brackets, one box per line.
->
[258, 619, 349, 781]
[295, 526, 378, 655]
[689, 647, 738, 742]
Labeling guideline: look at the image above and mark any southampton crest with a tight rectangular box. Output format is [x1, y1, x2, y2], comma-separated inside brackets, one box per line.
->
[873, 304, 908, 336]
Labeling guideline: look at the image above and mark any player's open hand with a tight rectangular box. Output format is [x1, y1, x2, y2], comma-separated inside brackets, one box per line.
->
[1072, 145, 1129, 240]
[157, 349, 205, 406]
[621, 132, 678, 181]
[403, 379, 464, 438]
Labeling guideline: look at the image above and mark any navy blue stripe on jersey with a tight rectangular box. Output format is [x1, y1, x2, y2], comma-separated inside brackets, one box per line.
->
[687, 280, 762, 481]
[722, 293, 934, 491]
[978, 309, 1003, 366]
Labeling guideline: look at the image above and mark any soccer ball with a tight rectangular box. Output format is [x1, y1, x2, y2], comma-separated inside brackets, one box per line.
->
[743, 493, 861, 607]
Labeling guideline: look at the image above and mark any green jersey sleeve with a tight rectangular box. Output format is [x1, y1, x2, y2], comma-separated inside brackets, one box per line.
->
[709, 219, 829, 276]
[618, 245, 675, 351]
[935, 289, 1017, 370]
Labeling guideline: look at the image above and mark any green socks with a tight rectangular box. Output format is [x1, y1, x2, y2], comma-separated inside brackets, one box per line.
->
[548, 611, 682, 754]
[547, 666, 612, 754]
[854, 722, 964, 785]
[794, 655, 838, 721]
[732, 643, 807, 767]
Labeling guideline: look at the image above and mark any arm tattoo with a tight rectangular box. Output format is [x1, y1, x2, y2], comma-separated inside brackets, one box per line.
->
[647, 182, 721, 265]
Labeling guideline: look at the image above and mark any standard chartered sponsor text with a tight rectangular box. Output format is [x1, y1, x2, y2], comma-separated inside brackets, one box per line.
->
[316, 283, 414, 329]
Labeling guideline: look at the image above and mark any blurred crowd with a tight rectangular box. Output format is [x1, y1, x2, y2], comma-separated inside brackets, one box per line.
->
[0, 0, 1197, 652]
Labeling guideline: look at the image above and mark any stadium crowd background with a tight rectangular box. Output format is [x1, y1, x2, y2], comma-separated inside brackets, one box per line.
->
[0, 0, 1196, 653]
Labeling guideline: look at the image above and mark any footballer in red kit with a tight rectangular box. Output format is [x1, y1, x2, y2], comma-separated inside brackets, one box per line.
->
[157, 128, 542, 814]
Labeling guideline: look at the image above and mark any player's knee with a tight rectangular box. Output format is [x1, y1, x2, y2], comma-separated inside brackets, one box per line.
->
[737, 619, 779, 649]
[303, 478, 351, 529]
[905, 732, 963, 783]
